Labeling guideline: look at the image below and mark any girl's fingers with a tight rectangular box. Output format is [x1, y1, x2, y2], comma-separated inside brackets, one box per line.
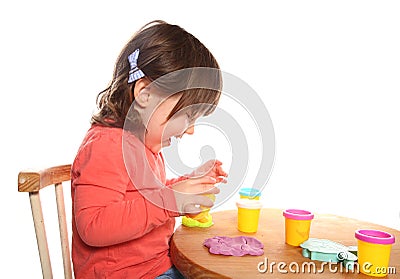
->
[183, 195, 214, 214]
[213, 162, 227, 176]
[188, 184, 220, 195]
[190, 175, 216, 184]
[195, 194, 214, 207]
[202, 185, 220, 195]
[183, 204, 202, 215]
[215, 176, 227, 183]
[217, 168, 228, 177]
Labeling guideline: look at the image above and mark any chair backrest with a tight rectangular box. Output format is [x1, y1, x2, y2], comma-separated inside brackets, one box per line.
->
[18, 165, 73, 279]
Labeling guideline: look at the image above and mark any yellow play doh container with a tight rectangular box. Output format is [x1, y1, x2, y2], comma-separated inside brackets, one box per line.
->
[355, 229, 395, 277]
[236, 199, 263, 233]
[283, 209, 314, 246]
[239, 188, 261, 200]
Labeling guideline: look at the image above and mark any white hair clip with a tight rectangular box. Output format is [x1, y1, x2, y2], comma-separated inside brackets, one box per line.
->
[128, 48, 145, 83]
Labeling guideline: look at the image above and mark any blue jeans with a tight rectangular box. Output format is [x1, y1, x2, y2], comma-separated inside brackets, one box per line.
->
[155, 266, 185, 279]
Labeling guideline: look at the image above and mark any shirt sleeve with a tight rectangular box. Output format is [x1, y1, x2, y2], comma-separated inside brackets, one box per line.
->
[72, 131, 179, 247]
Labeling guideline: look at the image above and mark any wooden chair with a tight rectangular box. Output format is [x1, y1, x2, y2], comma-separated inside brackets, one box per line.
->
[18, 165, 73, 279]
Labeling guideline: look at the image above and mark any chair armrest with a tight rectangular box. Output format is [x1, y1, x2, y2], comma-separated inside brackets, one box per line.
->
[18, 164, 72, 192]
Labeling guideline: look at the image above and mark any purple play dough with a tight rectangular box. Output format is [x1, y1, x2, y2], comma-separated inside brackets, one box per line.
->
[203, 236, 264, 256]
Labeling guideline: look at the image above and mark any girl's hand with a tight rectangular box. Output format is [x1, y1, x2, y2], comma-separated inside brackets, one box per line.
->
[190, 160, 228, 183]
[171, 176, 220, 215]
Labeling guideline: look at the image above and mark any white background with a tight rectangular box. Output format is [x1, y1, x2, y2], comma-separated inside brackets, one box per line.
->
[1, 1, 399, 278]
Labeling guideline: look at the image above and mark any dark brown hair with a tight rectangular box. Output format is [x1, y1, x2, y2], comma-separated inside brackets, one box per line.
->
[91, 20, 222, 128]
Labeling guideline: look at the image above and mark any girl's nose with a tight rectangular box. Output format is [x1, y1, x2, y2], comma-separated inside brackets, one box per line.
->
[184, 125, 195, 135]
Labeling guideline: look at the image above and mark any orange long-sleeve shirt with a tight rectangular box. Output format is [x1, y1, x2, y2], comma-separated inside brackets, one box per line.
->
[71, 125, 180, 279]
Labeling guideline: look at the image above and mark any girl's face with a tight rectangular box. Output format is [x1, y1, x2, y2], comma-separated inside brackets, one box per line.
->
[144, 94, 196, 153]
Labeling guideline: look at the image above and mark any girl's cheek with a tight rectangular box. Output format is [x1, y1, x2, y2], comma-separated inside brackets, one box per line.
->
[167, 116, 190, 134]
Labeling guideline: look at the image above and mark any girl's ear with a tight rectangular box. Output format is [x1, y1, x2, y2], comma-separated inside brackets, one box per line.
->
[133, 79, 151, 107]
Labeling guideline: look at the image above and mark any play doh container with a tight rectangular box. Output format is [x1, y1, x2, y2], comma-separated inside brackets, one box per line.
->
[239, 188, 261, 200]
[355, 229, 395, 277]
[236, 199, 263, 233]
[283, 209, 314, 246]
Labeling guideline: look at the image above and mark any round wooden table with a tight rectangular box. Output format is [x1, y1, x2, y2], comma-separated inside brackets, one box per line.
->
[171, 208, 399, 278]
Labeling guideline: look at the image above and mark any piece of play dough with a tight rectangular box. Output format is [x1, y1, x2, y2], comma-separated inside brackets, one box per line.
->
[203, 236, 264, 256]
[182, 213, 213, 228]
[182, 194, 215, 228]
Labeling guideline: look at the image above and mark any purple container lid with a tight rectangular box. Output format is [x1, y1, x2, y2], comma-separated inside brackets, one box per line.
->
[355, 229, 395, 245]
[283, 209, 314, 220]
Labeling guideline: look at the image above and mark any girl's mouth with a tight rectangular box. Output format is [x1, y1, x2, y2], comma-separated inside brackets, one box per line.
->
[162, 138, 171, 147]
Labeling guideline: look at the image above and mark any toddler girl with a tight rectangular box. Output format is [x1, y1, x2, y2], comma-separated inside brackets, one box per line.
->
[71, 20, 227, 279]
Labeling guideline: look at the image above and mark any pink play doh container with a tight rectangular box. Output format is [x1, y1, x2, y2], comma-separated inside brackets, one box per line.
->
[355, 229, 395, 277]
[283, 209, 314, 246]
